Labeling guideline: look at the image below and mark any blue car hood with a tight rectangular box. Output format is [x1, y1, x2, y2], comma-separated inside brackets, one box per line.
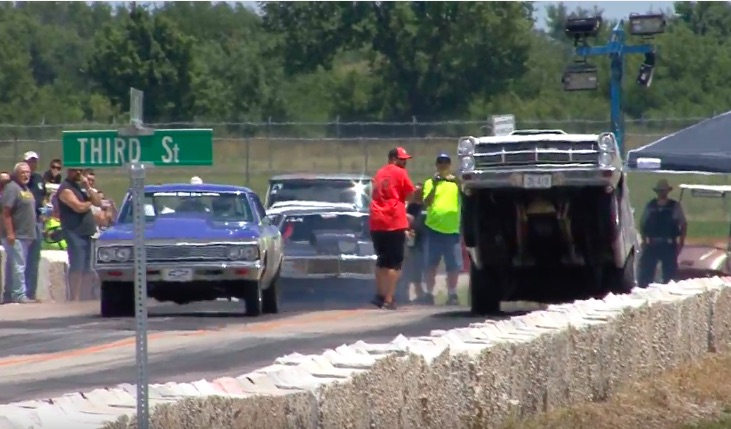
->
[99, 218, 260, 241]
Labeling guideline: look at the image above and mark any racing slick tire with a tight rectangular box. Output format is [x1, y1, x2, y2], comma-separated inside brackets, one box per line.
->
[100, 281, 135, 318]
[469, 265, 502, 315]
[609, 249, 637, 294]
[244, 282, 263, 316]
[262, 270, 280, 314]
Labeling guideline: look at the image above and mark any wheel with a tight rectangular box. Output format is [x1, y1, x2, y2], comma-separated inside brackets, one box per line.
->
[469, 264, 502, 315]
[244, 281, 263, 316]
[100, 281, 135, 318]
[262, 271, 280, 314]
[461, 193, 477, 248]
[608, 250, 637, 294]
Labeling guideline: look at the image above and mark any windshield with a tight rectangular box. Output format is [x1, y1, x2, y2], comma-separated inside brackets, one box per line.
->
[118, 191, 255, 223]
[266, 180, 371, 210]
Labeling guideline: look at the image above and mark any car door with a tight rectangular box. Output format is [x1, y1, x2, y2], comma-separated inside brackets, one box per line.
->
[250, 193, 280, 282]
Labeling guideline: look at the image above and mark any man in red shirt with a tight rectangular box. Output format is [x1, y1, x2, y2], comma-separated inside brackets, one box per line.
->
[369, 147, 416, 309]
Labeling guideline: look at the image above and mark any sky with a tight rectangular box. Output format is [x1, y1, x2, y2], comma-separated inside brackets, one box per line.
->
[533, 1, 675, 29]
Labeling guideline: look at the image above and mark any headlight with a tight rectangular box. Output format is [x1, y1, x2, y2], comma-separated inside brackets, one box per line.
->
[460, 156, 475, 172]
[228, 245, 259, 261]
[599, 151, 614, 168]
[97, 246, 133, 262]
[458, 137, 475, 156]
[115, 247, 132, 262]
[598, 133, 616, 152]
[98, 248, 114, 263]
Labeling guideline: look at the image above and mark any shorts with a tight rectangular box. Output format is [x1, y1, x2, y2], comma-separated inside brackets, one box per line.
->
[63, 229, 94, 273]
[423, 227, 463, 273]
[370, 229, 406, 270]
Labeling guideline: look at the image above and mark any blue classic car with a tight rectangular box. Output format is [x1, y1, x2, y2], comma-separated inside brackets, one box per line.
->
[94, 183, 283, 318]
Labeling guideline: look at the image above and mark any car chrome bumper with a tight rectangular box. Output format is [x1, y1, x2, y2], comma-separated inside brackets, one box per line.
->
[281, 255, 376, 280]
[95, 260, 264, 282]
[461, 167, 618, 189]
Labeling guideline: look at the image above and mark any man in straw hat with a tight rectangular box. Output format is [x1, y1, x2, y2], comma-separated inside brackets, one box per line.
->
[638, 178, 687, 287]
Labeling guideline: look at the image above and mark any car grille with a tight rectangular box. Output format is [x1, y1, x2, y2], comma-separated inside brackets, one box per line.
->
[146, 245, 229, 262]
[474, 140, 599, 168]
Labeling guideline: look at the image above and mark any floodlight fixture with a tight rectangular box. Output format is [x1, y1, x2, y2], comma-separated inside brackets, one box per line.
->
[562, 63, 599, 92]
[628, 13, 666, 36]
[636, 51, 656, 87]
[564, 16, 602, 39]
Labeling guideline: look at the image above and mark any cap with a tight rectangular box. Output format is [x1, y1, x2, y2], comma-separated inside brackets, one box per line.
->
[23, 151, 39, 161]
[436, 152, 451, 161]
[190, 176, 203, 185]
[388, 147, 412, 160]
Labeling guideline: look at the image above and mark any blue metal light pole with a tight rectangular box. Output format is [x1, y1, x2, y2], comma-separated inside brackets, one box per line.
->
[574, 20, 655, 156]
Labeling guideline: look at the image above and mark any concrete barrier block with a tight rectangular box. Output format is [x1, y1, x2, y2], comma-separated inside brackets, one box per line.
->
[317, 372, 371, 429]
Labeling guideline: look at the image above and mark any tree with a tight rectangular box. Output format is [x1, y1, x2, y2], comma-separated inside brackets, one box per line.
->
[87, 5, 196, 122]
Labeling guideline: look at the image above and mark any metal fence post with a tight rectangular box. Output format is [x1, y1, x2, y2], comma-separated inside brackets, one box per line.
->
[267, 116, 273, 171]
[360, 123, 368, 173]
[243, 123, 250, 186]
[336, 116, 342, 172]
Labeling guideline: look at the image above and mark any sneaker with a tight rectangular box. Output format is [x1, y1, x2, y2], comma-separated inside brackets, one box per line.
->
[415, 294, 435, 306]
[382, 301, 398, 310]
[370, 295, 385, 308]
[15, 297, 36, 304]
[445, 294, 460, 306]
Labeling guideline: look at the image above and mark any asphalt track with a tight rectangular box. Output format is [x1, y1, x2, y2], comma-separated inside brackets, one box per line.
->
[0, 277, 504, 404]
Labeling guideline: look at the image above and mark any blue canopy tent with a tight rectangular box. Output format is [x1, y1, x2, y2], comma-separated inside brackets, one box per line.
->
[627, 111, 731, 174]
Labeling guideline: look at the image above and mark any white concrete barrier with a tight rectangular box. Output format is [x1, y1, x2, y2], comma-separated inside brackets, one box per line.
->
[2, 277, 731, 429]
[0, 250, 98, 304]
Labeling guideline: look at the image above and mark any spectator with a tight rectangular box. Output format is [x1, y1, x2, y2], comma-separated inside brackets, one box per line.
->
[82, 169, 113, 230]
[42, 158, 63, 185]
[638, 179, 687, 287]
[190, 176, 203, 184]
[57, 167, 102, 301]
[1, 162, 37, 304]
[422, 152, 462, 306]
[23, 151, 46, 301]
[369, 147, 415, 310]
[42, 200, 67, 251]
[0, 171, 11, 193]
[399, 182, 430, 304]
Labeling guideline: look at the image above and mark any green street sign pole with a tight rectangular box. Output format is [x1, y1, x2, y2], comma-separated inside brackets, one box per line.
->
[126, 87, 152, 429]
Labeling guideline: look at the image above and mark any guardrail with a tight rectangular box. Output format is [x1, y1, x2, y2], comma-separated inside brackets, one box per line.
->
[1, 276, 729, 428]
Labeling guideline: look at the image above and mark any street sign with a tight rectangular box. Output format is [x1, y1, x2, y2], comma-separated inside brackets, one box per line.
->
[491, 114, 516, 136]
[61, 129, 213, 167]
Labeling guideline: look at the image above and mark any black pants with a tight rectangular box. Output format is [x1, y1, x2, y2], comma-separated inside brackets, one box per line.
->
[638, 242, 678, 287]
[371, 229, 406, 270]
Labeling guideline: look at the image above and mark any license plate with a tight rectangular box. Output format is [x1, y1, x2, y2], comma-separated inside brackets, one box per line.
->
[523, 174, 552, 189]
[161, 268, 194, 282]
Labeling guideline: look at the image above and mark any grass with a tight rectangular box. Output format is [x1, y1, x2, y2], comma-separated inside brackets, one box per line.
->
[4, 132, 731, 241]
[499, 351, 731, 429]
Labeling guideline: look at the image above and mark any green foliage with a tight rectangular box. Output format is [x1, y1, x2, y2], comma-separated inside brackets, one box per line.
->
[0, 1, 729, 126]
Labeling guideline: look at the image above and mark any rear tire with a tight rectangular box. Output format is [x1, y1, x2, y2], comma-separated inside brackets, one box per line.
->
[469, 265, 502, 315]
[100, 281, 135, 318]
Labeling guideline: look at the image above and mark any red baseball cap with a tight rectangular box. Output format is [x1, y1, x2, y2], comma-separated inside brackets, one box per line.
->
[388, 147, 412, 160]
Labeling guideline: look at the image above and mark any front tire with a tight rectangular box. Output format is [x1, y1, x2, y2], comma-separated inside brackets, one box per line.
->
[469, 265, 501, 315]
[262, 271, 280, 314]
[244, 281, 263, 316]
[100, 281, 135, 318]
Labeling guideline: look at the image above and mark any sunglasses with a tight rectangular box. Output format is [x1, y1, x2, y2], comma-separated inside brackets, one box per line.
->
[51, 165, 61, 170]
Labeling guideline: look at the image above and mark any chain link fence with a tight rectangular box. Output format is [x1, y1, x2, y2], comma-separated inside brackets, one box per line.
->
[0, 117, 710, 198]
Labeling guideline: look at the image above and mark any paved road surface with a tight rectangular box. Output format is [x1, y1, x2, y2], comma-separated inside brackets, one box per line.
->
[0, 276, 504, 403]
